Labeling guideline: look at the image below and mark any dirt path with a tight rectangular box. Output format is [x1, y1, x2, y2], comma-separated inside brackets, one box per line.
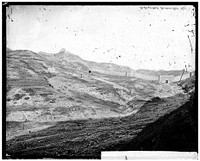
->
[155, 83, 183, 98]
[93, 77, 129, 92]
[6, 124, 53, 141]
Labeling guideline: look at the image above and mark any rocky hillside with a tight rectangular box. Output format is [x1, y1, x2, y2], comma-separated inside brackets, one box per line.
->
[6, 48, 193, 158]
[7, 49, 183, 125]
[104, 76, 197, 152]
[112, 92, 197, 152]
[7, 49, 138, 132]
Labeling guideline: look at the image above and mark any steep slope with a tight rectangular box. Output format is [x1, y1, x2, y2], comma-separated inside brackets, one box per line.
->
[105, 76, 197, 152]
[115, 91, 197, 152]
[178, 75, 195, 93]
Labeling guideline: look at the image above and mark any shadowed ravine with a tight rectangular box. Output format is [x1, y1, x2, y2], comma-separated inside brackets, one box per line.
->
[6, 93, 190, 158]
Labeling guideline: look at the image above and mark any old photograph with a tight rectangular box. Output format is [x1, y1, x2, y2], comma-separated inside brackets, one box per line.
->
[4, 3, 197, 159]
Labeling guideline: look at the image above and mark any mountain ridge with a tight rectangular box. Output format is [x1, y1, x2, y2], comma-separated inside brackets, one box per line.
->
[7, 47, 187, 76]
[7, 47, 192, 76]
[37, 48, 185, 77]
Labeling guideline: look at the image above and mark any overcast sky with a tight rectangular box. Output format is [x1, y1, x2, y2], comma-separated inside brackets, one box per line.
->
[6, 5, 195, 71]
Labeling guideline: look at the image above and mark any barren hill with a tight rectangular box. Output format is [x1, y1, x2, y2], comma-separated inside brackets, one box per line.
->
[105, 76, 197, 152]
[6, 48, 194, 158]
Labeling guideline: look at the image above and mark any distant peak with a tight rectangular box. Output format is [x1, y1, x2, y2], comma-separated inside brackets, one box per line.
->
[58, 48, 72, 55]
[59, 48, 67, 53]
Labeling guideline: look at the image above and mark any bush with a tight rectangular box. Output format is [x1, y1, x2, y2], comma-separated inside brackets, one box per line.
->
[13, 94, 26, 100]
[7, 85, 12, 93]
[50, 100, 55, 103]
[7, 98, 11, 101]
[23, 88, 36, 96]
